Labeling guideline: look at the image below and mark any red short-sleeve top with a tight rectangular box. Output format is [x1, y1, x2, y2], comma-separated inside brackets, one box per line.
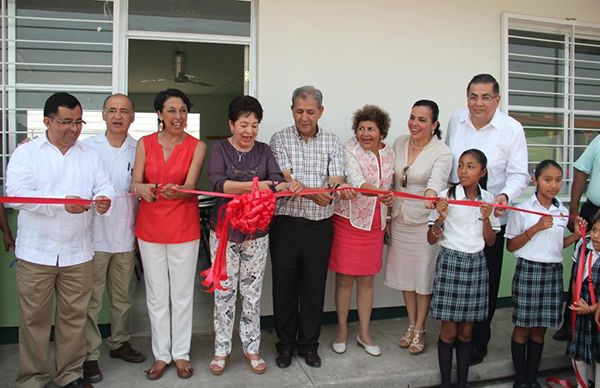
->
[135, 132, 200, 243]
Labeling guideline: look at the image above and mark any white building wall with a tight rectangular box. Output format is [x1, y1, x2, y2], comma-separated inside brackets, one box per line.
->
[254, 0, 600, 315]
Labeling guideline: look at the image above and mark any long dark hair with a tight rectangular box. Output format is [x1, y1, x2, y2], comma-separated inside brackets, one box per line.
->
[448, 148, 488, 199]
[412, 99, 441, 140]
[534, 159, 562, 207]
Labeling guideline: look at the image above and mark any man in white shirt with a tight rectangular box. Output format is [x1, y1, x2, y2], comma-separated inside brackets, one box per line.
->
[7, 92, 115, 388]
[445, 74, 529, 365]
[81, 94, 145, 384]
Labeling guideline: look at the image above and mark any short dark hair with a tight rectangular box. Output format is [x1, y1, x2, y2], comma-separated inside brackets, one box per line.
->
[592, 211, 600, 229]
[467, 73, 500, 96]
[103, 93, 136, 112]
[351, 104, 391, 139]
[154, 88, 193, 112]
[228, 95, 263, 123]
[534, 159, 562, 180]
[43, 92, 81, 117]
[412, 99, 442, 140]
[153, 88, 193, 130]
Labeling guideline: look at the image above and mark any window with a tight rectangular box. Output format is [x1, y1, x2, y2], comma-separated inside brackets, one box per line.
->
[128, 0, 251, 36]
[503, 14, 600, 198]
[0, 0, 114, 190]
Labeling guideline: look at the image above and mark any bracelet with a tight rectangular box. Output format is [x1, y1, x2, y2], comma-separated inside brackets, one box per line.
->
[524, 229, 532, 241]
[431, 227, 442, 238]
[434, 221, 445, 230]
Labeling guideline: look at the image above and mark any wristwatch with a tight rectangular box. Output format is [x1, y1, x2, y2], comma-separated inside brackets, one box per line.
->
[434, 221, 445, 230]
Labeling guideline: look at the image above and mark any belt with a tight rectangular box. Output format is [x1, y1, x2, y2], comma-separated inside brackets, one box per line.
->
[277, 215, 325, 224]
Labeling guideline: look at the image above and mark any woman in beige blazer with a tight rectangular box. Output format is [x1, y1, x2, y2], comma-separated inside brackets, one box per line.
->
[384, 100, 453, 355]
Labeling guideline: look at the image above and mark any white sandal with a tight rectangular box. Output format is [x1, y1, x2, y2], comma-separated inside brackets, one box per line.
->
[209, 355, 230, 376]
[243, 352, 266, 374]
[409, 330, 426, 355]
[399, 324, 415, 349]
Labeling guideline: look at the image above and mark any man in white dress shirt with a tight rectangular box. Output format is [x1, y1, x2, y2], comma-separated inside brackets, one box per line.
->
[82, 94, 145, 383]
[445, 74, 529, 365]
[7, 92, 115, 388]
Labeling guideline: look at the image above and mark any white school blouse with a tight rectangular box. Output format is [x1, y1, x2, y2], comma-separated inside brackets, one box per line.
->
[505, 194, 569, 264]
[429, 184, 500, 254]
[573, 240, 600, 280]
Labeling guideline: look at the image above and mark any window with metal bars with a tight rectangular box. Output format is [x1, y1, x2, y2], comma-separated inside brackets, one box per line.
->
[0, 0, 114, 192]
[503, 15, 600, 199]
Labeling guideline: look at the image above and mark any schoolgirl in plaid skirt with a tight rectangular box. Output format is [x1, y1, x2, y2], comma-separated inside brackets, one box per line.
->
[427, 149, 500, 388]
[505, 160, 584, 388]
[568, 220, 600, 388]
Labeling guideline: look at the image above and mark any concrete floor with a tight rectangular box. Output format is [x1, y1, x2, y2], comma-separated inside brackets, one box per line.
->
[0, 308, 577, 388]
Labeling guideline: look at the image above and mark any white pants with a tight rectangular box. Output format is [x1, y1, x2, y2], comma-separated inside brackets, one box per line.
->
[209, 231, 268, 357]
[573, 360, 600, 388]
[138, 238, 199, 363]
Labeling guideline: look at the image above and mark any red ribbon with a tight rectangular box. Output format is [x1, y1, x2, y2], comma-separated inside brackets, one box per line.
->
[178, 185, 584, 294]
[0, 196, 108, 205]
[199, 177, 276, 292]
[546, 376, 574, 388]
[569, 224, 598, 388]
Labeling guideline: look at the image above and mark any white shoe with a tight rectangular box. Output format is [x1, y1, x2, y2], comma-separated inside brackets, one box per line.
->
[357, 334, 381, 357]
[332, 341, 346, 354]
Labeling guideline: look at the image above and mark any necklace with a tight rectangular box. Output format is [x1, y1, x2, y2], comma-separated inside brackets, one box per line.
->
[234, 148, 246, 162]
[410, 138, 426, 150]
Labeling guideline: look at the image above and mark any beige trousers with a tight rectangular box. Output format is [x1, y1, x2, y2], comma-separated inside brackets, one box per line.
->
[85, 250, 136, 361]
[16, 260, 92, 388]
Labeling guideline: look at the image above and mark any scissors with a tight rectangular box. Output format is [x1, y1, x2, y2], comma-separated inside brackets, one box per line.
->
[327, 183, 341, 204]
[153, 182, 159, 202]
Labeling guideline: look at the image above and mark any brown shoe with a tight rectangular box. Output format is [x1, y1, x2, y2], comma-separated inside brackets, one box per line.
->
[83, 360, 103, 383]
[175, 359, 195, 379]
[110, 341, 146, 363]
[145, 361, 169, 380]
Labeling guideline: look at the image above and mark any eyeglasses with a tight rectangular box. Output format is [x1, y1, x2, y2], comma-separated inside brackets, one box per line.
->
[52, 118, 86, 128]
[232, 166, 258, 178]
[402, 166, 409, 188]
[467, 94, 497, 103]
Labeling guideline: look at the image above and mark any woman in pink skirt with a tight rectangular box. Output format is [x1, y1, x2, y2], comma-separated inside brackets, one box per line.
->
[329, 105, 395, 356]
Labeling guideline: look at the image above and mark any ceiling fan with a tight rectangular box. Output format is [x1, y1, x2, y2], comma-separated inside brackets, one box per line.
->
[140, 43, 213, 87]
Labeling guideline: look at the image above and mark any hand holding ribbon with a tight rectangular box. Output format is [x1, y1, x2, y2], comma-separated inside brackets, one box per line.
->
[64, 195, 91, 214]
[94, 195, 111, 214]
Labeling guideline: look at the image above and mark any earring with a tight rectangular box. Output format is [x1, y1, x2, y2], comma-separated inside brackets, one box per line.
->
[158, 121, 164, 131]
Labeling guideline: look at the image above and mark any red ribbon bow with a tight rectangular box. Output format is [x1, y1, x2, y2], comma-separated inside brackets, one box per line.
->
[200, 177, 276, 292]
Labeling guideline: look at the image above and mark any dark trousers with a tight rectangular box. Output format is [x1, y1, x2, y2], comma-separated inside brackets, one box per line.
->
[559, 200, 599, 330]
[270, 216, 334, 354]
[472, 225, 506, 351]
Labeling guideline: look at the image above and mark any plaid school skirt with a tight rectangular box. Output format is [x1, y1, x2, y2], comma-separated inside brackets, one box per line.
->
[512, 258, 563, 328]
[566, 282, 599, 364]
[429, 247, 489, 322]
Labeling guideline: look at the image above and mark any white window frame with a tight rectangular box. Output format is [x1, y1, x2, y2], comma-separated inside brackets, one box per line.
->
[115, 0, 256, 97]
[501, 13, 600, 202]
[0, 0, 258, 193]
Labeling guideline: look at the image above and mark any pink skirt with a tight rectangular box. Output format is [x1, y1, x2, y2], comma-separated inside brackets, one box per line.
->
[328, 203, 384, 276]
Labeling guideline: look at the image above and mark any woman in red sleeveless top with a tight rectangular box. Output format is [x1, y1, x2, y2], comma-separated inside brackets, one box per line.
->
[130, 89, 206, 380]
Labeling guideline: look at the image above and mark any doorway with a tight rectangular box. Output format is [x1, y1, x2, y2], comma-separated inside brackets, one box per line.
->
[127, 39, 246, 336]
